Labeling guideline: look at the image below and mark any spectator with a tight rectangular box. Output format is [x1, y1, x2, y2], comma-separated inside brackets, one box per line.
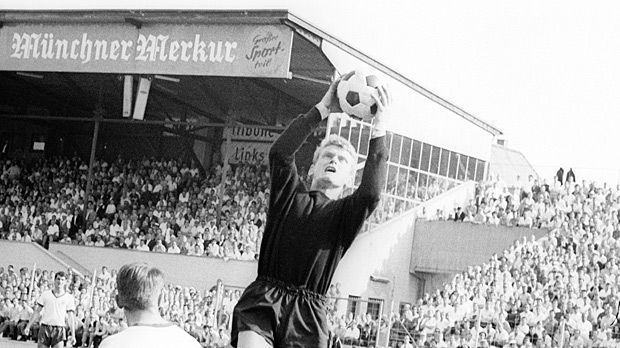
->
[566, 168, 576, 183]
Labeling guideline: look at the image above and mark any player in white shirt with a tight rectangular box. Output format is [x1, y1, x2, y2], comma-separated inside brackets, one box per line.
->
[99, 263, 201, 348]
[24, 271, 76, 348]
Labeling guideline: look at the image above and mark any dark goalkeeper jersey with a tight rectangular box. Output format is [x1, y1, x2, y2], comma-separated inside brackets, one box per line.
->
[257, 107, 388, 295]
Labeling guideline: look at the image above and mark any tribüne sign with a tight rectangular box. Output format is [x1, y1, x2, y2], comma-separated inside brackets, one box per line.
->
[1, 23, 293, 77]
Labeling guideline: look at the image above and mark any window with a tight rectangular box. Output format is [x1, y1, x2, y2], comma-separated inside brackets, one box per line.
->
[476, 160, 486, 181]
[385, 133, 393, 159]
[448, 151, 458, 179]
[420, 143, 431, 172]
[347, 295, 361, 316]
[339, 123, 351, 141]
[367, 298, 384, 320]
[439, 148, 449, 177]
[417, 173, 428, 200]
[349, 124, 362, 152]
[329, 124, 340, 139]
[439, 178, 450, 192]
[390, 135, 402, 165]
[407, 170, 418, 197]
[386, 165, 398, 193]
[457, 154, 467, 181]
[466, 157, 477, 181]
[411, 140, 421, 169]
[397, 168, 407, 197]
[430, 146, 441, 174]
[400, 138, 412, 166]
[358, 126, 371, 156]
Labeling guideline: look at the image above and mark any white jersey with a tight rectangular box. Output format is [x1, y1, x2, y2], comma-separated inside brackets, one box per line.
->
[99, 324, 201, 348]
[36, 290, 76, 326]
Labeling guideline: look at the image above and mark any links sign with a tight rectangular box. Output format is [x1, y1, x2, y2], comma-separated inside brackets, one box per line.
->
[1, 23, 293, 77]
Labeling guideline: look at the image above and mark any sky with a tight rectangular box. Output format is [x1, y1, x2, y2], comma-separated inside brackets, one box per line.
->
[3, 0, 620, 185]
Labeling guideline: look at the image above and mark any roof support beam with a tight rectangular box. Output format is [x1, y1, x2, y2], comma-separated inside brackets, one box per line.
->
[0, 113, 285, 130]
[159, 125, 215, 144]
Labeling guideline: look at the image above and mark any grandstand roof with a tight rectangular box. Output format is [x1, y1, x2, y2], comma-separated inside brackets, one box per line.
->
[489, 144, 538, 187]
[0, 9, 501, 135]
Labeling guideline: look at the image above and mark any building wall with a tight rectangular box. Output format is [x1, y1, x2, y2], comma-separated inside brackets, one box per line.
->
[332, 208, 420, 312]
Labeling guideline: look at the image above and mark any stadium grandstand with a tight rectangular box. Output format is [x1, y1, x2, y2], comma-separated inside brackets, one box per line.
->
[1, 9, 619, 348]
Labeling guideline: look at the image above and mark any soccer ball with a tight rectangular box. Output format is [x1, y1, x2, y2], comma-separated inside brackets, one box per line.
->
[336, 70, 382, 121]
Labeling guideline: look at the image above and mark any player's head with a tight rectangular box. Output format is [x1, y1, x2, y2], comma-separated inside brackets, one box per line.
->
[309, 134, 357, 190]
[54, 271, 67, 290]
[116, 263, 164, 312]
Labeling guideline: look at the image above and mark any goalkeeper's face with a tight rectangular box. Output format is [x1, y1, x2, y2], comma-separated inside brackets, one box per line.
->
[311, 145, 355, 189]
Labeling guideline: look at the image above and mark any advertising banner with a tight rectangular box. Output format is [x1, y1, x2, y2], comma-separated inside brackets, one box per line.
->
[223, 141, 271, 165]
[1, 23, 293, 77]
[221, 126, 282, 165]
[226, 126, 280, 142]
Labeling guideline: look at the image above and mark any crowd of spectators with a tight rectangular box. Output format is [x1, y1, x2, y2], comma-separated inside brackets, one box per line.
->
[0, 264, 240, 347]
[0, 157, 268, 261]
[0, 154, 412, 259]
[435, 173, 620, 231]
[387, 174, 620, 347]
[7, 154, 620, 347]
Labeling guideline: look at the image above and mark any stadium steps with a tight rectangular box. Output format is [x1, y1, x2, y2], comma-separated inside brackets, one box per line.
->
[29, 242, 88, 278]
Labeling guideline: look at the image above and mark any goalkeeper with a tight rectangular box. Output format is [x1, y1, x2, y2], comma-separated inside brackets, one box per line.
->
[231, 71, 391, 348]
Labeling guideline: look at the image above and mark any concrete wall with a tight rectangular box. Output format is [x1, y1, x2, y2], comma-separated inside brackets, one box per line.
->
[333, 209, 421, 311]
[331, 192, 550, 308]
[1, 210, 548, 309]
[49, 243, 257, 289]
[0, 241, 71, 272]
[411, 220, 548, 273]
